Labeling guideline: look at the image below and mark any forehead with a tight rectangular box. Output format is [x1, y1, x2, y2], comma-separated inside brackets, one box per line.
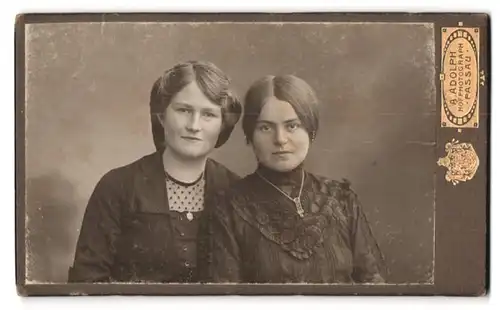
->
[258, 96, 298, 122]
[171, 81, 220, 110]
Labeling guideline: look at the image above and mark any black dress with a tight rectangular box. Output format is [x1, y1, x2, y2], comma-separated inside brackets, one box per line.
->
[207, 165, 385, 283]
[68, 150, 239, 283]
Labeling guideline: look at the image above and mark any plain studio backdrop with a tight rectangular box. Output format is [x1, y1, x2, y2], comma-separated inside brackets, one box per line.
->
[24, 21, 436, 284]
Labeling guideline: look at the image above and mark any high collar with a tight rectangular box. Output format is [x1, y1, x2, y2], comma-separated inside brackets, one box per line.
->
[255, 163, 305, 187]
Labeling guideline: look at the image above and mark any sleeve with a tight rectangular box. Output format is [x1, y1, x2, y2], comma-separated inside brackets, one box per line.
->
[206, 192, 242, 283]
[346, 187, 386, 283]
[67, 170, 124, 283]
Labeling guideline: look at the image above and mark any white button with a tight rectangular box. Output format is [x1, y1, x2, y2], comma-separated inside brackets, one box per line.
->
[184, 262, 190, 267]
[183, 246, 188, 252]
[180, 232, 185, 236]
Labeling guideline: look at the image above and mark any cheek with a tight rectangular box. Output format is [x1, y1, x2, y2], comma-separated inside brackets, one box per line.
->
[205, 119, 223, 137]
[163, 112, 182, 133]
[293, 132, 311, 153]
[251, 134, 271, 157]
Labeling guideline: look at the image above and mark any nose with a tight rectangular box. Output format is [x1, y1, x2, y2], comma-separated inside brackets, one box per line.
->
[274, 127, 288, 146]
[186, 113, 201, 132]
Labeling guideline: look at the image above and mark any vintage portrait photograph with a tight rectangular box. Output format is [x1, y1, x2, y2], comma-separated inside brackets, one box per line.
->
[16, 13, 489, 296]
[22, 17, 435, 285]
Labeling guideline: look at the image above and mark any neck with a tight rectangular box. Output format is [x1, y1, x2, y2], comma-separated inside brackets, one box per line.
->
[256, 163, 304, 187]
[162, 147, 207, 183]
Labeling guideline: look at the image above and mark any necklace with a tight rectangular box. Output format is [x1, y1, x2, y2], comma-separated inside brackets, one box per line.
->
[256, 170, 305, 218]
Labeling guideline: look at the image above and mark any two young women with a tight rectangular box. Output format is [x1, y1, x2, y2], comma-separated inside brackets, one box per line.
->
[69, 61, 384, 284]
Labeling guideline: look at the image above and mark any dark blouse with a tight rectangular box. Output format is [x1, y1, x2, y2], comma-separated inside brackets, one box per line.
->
[207, 165, 385, 284]
[68, 151, 239, 283]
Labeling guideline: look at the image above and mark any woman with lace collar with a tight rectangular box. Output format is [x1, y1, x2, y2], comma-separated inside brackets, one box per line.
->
[207, 75, 385, 284]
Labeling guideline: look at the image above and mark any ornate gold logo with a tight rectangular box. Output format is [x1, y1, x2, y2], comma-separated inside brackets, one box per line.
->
[437, 139, 479, 185]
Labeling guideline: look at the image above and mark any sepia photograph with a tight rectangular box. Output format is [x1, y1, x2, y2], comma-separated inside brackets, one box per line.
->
[15, 13, 489, 296]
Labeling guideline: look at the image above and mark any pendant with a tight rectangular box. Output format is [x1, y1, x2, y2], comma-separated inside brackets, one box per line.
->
[293, 197, 305, 218]
[186, 212, 194, 221]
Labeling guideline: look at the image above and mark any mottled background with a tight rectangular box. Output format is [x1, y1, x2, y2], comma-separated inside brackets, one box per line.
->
[24, 22, 436, 284]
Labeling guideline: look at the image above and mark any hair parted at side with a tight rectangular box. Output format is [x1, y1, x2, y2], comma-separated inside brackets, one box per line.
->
[149, 60, 242, 150]
[242, 74, 320, 143]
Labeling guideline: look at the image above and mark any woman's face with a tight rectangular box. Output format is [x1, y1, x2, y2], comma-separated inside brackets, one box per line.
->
[251, 97, 310, 172]
[160, 81, 223, 160]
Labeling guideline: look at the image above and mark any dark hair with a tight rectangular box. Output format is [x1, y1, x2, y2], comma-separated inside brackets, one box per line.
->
[150, 60, 242, 150]
[242, 75, 319, 143]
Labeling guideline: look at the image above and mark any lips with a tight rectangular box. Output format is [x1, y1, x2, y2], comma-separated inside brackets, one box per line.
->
[273, 150, 292, 155]
[182, 136, 202, 141]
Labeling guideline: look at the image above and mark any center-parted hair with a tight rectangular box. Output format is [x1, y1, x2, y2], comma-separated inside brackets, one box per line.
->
[150, 60, 242, 150]
[242, 75, 320, 143]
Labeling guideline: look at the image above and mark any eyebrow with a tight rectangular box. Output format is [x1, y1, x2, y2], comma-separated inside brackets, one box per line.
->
[256, 118, 300, 125]
[171, 102, 193, 108]
[172, 102, 220, 112]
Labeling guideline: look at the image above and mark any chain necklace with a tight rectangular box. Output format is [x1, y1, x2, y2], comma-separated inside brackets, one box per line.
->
[256, 170, 305, 218]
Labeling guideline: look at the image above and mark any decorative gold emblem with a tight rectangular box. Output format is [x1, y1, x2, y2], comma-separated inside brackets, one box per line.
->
[437, 139, 479, 185]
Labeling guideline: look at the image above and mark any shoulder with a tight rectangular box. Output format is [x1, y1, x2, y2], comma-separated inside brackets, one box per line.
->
[211, 175, 248, 202]
[206, 158, 241, 181]
[305, 172, 363, 224]
[93, 152, 160, 191]
[222, 172, 259, 197]
[307, 172, 359, 203]
[307, 171, 354, 192]
[208, 173, 254, 211]
[205, 158, 241, 193]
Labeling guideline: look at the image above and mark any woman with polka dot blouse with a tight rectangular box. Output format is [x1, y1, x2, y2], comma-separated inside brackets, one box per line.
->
[68, 61, 242, 283]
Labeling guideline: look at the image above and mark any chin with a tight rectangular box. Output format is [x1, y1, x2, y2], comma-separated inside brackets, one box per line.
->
[174, 146, 212, 160]
[183, 150, 211, 159]
[268, 161, 300, 172]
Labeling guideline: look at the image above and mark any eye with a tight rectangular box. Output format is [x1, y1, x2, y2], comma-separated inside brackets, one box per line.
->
[287, 122, 301, 131]
[176, 107, 190, 113]
[202, 111, 218, 118]
[258, 124, 271, 132]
